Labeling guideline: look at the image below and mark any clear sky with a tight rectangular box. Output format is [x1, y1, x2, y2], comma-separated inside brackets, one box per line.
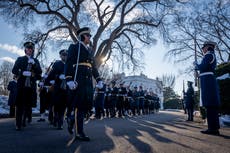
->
[0, 17, 194, 95]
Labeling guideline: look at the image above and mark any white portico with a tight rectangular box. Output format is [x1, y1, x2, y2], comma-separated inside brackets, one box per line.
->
[116, 73, 164, 109]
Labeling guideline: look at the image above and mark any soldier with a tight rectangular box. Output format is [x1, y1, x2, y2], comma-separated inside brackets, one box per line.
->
[132, 86, 139, 116]
[126, 86, 133, 116]
[66, 27, 103, 141]
[12, 41, 42, 130]
[7, 75, 17, 117]
[94, 80, 106, 119]
[47, 49, 68, 130]
[138, 86, 145, 115]
[184, 81, 195, 121]
[104, 84, 111, 118]
[194, 41, 220, 135]
[110, 81, 118, 118]
[117, 83, 127, 117]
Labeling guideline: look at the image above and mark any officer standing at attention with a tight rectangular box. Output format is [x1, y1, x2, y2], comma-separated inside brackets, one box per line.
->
[194, 41, 220, 135]
[12, 42, 42, 130]
[66, 27, 103, 141]
[184, 81, 195, 121]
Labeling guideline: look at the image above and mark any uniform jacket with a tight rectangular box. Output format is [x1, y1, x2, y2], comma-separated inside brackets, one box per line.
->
[184, 86, 194, 108]
[12, 55, 42, 106]
[197, 50, 220, 107]
[7, 80, 17, 106]
[12, 55, 42, 89]
[66, 42, 101, 110]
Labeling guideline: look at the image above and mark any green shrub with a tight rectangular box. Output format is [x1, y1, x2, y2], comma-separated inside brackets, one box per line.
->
[215, 62, 230, 115]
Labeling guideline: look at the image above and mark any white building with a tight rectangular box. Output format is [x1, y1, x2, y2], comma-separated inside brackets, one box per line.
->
[116, 73, 164, 109]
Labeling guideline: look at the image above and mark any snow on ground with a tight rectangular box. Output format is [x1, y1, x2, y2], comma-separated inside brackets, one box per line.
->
[0, 95, 39, 115]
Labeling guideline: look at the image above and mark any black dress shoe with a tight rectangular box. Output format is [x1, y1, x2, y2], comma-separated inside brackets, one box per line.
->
[200, 130, 220, 135]
[75, 134, 90, 141]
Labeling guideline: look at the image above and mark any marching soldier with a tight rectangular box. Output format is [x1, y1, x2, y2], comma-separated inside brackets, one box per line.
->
[65, 27, 103, 141]
[12, 41, 42, 130]
[47, 49, 68, 129]
[7, 75, 18, 117]
[37, 62, 54, 123]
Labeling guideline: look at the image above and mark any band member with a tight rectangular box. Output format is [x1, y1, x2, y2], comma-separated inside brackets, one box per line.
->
[47, 49, 68, 130]
[194, 41, 220, 135]
[66, 27, 103, 141]
[12, 41, 42, 130]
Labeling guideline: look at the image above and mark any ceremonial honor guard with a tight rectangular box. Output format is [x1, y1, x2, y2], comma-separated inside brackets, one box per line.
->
[138, 86, 145, 115]
[94, 80, 106, 119]
[66, 27, 103, 141]
[12, 42, 42, 130]
[184, 81, 195, 121]
[194, 41, 220, 135]
[47, 50, 68, 129]
[117, 83, 127, 117]
[110, 81, 118, 118]
[7, 75, 18, 117]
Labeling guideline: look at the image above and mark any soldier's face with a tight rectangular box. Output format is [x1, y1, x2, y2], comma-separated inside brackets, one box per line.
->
[83, 33, 91, 44]
[25, 47, 34, 56]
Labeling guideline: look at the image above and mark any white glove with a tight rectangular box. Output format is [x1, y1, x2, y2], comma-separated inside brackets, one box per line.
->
[50, 80, 55, 85]
[67, 81, 78, 90]
[39, 82, 44, 87]
[96, 81, 103, 89]
[22, 71, 32, 77]
[28, 58, 35, 64]
[42, 74, 48, 79]
[59, 74, 65, 80]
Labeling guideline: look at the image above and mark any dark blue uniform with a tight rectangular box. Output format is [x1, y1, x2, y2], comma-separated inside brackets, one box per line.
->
[7, 80, 17, 117]
[66, 42, 101, 138]
[184, 83, 194, 121]
[94, 84, 106, 119]
[12, 55, 42, 129]
[196, 49, 220, 134]
[47, 60, 67, 129]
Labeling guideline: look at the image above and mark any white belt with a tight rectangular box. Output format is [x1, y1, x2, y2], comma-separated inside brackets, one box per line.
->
[199, 72, 214, 77]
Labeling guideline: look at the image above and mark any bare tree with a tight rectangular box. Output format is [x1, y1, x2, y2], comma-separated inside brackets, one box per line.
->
[0, 0, 177, 72]
[163, 0, 230, 68]
[159, 73, 175, 88]
[0, 61, 13, 95]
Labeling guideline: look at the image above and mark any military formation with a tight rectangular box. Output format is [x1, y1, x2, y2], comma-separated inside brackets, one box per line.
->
[8, 26, 221, 141]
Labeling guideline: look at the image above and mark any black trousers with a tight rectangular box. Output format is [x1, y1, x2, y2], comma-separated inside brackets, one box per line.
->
[206, 107, 220, 131]
[187, 107, 194, 121]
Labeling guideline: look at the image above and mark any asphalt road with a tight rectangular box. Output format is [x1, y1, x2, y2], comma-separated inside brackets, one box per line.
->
[0, 111, 229, 153]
